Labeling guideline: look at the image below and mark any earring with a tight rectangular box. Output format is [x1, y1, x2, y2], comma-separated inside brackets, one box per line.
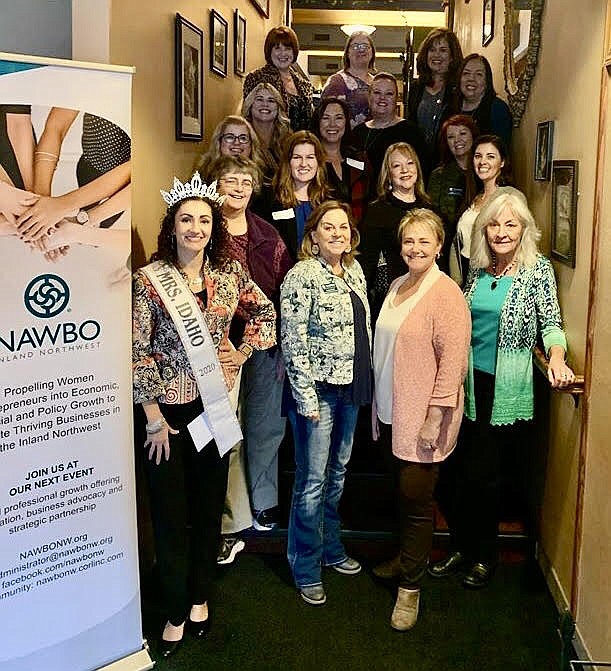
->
[344, 245, 352, 254]
[312, 242, 320, 256]
[388, 182, 393, 191]
[436, 251, 441, 259]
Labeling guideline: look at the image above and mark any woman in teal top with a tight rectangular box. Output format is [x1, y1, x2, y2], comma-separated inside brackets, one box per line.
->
[429, 187, 575, 588]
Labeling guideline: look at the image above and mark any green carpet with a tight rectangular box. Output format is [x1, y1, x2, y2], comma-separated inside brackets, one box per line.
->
[141, 551, 560, 671]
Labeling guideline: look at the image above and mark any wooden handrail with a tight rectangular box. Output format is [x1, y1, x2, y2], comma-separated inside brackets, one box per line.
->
[533, 345, 585, 403]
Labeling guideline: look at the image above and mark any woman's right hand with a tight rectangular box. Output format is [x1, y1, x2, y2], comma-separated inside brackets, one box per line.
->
[144, 423, 179, 465]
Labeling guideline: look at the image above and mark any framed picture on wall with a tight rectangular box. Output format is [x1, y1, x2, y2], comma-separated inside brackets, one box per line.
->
[551, 160, 579, 268]
[210, 10, 228, 77]
[175, 13, 203, 141]
[482, 0, 494, 46]
[234, 10, 246, 76]
[250, 0, 270, 19]
[534, 120, 554, 181]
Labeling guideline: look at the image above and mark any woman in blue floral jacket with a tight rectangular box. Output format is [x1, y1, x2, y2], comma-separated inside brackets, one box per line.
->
[280, 200, 371, 606]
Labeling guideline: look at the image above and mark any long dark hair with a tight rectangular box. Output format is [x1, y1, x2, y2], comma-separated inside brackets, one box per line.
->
[416, 28, 463, 88]
[458, 54, 496, 133]
[152, 195, 231, 270]
[472, 134, 512, 188]
[311, 96, 355, 156]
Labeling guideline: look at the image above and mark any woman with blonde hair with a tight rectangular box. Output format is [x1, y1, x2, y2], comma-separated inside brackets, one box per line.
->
[372, 208, 470, 630]
[431, 187, 575, 589]
[195, 115, 266, 181]
[241, 82, 291, 175]
[280, 200, 371, 605]
[359, 142, 430, 315]
[256, 130, 332, 260]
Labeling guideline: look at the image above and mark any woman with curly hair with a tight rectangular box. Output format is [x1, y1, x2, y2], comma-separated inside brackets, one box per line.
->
[195, 115, 266, 181]
[132, 174, 275, 657]
[256, 130, 332, 260]
[407, 28, 463, 161]
[241, 82, 291, 176]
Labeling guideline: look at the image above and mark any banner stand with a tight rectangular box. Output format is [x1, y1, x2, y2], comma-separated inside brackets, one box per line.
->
[97, 645, 153, 671]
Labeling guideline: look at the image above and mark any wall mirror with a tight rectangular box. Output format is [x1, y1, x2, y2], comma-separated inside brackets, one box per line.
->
[503, 0, 545, 126]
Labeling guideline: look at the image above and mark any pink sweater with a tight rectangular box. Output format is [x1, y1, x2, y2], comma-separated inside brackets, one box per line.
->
[391, 273, 471, 462]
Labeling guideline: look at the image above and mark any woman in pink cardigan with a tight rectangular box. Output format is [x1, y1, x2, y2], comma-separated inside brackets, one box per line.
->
[372, 208, 471, 631]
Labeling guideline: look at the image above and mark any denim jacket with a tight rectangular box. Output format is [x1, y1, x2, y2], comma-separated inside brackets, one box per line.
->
[280, 256, 371, 416]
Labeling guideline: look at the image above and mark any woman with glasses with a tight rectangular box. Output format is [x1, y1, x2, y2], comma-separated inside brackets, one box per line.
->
[321, 31, 376, 129]
[195, 116, 266, 181]
[244, 26, 313, 132]
[211, 155, 292, 535]
[241, 82, 291, 177]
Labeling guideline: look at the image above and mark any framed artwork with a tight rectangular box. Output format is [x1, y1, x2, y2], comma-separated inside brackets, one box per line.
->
[175, 13, 203, 141]
[210, 10, 228, 77]
[551, 160, 579, 268]
[234, 10, 246, 76]
[250, 0, 270, 19]
[534, 120, 554, 181]
[482, 0, 495, 46]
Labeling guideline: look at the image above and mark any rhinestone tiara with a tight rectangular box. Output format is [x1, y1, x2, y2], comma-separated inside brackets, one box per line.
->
[160, 172, 225, 207]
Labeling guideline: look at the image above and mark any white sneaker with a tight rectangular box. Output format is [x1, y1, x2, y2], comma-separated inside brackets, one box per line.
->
[216, 536, 245, 565]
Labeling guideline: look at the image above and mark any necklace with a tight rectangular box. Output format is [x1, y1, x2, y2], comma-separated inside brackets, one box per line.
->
[490, 254, 515, 290]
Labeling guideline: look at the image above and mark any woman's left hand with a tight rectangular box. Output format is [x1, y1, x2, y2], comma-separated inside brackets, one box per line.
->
[548, 354, 576, 389]
[16, 195, 76, 241]
[416, 407, 443, 451]
[217, 340, 247, 372]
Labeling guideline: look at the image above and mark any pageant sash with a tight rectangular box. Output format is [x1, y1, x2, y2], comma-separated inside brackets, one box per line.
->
[142, 260, 242, 455]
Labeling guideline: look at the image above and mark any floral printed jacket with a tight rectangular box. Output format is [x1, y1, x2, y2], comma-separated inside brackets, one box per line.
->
[133, 259, 276, 405]
[280, 256, 371, 416]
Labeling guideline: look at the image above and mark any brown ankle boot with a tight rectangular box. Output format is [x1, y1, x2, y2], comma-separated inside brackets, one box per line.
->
[390, 587, 420, 631]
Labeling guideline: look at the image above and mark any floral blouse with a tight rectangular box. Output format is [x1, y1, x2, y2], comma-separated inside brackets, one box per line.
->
[133, 259, 276, 405]
[322, 70, 372, 128]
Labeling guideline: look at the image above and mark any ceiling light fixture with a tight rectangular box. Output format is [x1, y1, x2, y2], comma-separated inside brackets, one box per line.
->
[340, 24, 376, 37]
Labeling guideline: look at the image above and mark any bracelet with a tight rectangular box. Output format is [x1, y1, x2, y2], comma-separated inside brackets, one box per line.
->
[34, 151, 59, 158]
[146, 418, 166, 434]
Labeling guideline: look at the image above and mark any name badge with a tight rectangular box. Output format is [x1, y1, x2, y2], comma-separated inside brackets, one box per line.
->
[346, 157, 365, 171]
[448, 187, 464, 197]
[272, 208, 295, 220]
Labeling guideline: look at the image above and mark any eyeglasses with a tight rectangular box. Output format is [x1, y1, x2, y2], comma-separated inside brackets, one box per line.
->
[221, 133, 251, 144]
[350, 42, 371, 52]
[220, 177, 254, 189]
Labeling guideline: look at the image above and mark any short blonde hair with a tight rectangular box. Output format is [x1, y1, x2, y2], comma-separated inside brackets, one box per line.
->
[300, 200, 360, 266]
[397, 208, 445, 247]
[470, 187, 541, 269]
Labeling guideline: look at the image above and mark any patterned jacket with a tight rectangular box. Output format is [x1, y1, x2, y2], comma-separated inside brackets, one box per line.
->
[132, 259, 276, 405]
[280, 256, 371, 416]
[463, 254, 567, 425]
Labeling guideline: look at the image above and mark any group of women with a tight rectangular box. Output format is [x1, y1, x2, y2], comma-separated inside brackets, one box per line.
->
[132, 24, 576, 657]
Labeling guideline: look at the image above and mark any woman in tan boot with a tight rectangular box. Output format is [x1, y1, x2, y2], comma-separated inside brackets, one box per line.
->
[372, 209, 470, 630]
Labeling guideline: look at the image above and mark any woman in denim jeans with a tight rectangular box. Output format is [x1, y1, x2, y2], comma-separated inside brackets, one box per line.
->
[280, 200, 372, 605]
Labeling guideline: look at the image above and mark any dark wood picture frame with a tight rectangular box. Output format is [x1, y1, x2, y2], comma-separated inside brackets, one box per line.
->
[482, 0, 495, 46]
[210, 9, 228, 78]
[234, 10, 246, 77]
[551, 160, 579, 268]
[250, 0, 270, 19]
[534, 120, 554, 181]
[175, 13, 203, 141]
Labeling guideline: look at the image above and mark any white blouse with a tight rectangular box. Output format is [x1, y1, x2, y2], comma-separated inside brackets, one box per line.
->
[373, 264, 441, 424]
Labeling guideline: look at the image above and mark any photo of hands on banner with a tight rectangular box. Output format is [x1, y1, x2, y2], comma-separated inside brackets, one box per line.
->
[0, 104, 131, 277]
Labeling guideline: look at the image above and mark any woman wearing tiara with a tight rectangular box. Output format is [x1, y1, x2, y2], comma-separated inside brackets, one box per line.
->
[132, 173, 275, 657]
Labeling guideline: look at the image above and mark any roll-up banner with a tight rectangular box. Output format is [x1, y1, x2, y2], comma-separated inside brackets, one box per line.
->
[0, 53, 151, 671]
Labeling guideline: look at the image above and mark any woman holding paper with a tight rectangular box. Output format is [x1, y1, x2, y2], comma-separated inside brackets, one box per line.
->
[132, 173, 275, 657]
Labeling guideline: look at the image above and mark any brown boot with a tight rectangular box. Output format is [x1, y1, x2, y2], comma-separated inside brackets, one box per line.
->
[372, 555, 400, 579]
[390, 587, 420, 631]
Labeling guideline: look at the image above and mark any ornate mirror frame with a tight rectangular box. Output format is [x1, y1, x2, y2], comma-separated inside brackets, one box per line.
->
[503, 0, 545, 126]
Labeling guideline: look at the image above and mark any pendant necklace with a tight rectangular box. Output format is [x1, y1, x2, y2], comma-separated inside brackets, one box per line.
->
[490, 255, 515, 290]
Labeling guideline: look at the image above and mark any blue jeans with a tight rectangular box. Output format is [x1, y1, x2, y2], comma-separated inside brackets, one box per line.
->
[287, 383, 359, 588]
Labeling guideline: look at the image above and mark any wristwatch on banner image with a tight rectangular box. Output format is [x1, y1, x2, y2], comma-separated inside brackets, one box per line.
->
[238, 343, 254, 360]
[76, 209, 91, 226]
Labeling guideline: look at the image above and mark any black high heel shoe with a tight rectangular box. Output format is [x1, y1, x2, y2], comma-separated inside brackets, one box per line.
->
[159, 621, 184, 658]
[186, 616, 210, 638]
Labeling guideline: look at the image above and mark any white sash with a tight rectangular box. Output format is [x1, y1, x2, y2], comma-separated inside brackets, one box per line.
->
[142, 260, 242, 456]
